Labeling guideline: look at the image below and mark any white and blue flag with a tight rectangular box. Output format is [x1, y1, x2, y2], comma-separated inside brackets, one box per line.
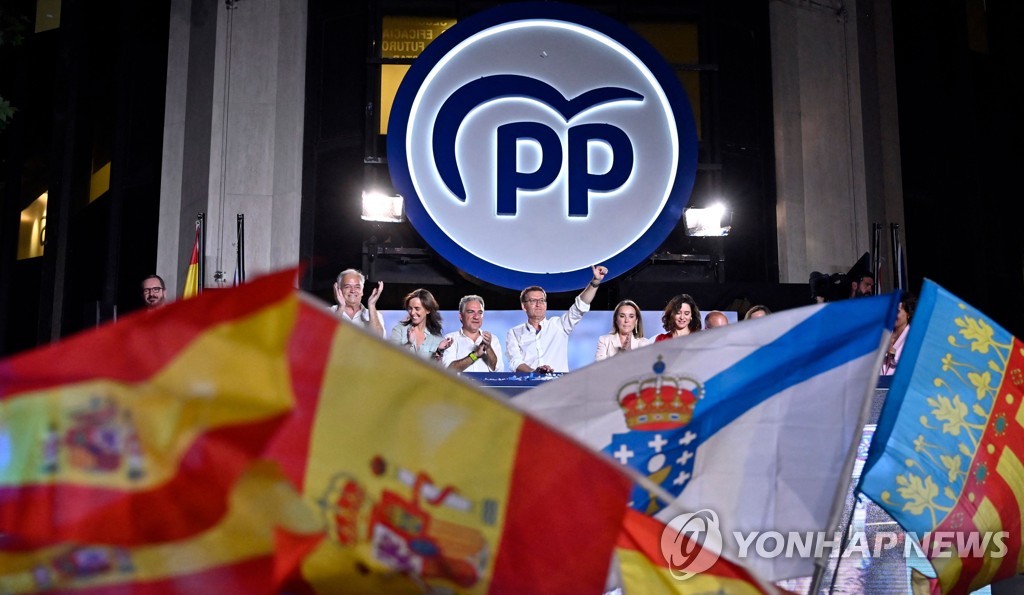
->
[512, 294, 899, 581]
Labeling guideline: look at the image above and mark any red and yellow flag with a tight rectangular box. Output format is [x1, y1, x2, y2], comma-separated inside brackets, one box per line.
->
[615, 508, 774, 594]
[182, 221, 201, 299]
[0, 462, 319, 594]
[0, 270, 300, 549]
[1, 271, 638, 593]
[268, 299, 634, 594]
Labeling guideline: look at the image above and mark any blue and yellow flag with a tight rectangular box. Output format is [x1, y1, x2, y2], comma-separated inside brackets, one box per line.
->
[859, 280, 1024, 594]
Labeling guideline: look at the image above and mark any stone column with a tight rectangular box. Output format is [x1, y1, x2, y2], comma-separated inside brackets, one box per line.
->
[771, 0, 865, 283]
[770, 0, 903, 289]
[158, 0, 306, 297]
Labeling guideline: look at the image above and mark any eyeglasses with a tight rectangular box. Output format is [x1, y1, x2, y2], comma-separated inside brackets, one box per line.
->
[524, 298, 546, 305]
[142, 287, 164, 295]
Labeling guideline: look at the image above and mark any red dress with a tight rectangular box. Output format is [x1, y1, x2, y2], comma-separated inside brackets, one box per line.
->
[654, 332, 673, 343]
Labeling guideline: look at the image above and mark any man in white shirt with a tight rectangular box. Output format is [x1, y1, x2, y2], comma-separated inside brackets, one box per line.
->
[506, 265, 607, 374]
[332, 268, 385, 338]
[442, 295, 503, 372]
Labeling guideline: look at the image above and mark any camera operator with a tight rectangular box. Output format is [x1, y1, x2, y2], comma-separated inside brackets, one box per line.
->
[809, 253, 874, 303]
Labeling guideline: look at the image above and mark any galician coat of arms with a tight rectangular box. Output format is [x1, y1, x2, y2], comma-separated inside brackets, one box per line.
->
[602, 356, 705, 514]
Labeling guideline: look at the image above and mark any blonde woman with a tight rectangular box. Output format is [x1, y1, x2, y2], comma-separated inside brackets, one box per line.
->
[595, 300, 650, 361]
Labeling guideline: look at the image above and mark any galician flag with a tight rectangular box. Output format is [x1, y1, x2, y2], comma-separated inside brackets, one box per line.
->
[513, 294, 899, 581]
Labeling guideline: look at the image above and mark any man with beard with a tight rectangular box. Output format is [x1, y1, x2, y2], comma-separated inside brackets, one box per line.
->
[847, 253, 875, 298]
[141, 275, 167, 309]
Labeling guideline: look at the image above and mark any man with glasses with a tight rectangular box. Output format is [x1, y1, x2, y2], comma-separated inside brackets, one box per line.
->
[332, 268, 385, 338]
[141, 275, 167, 309]
[506, 265, 608, 374]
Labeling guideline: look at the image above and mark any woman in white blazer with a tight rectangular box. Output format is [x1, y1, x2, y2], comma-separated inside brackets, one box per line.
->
[595, 299, 651, 361]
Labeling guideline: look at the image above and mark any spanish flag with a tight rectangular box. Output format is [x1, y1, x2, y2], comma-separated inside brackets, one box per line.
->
[615, 508, 776, 594]
[182, 220, 201, 299]
[0, 462, 319, 593]
[0, 270, 301, 549]
[0, 272, 636, 593]
[267, 297, 635, 594]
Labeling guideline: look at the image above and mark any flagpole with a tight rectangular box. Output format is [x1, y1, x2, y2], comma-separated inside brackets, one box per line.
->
[198, 212, 206, 295]
[871, 223, 882, 295]
[236, 213, 245, 284]
[808, 498, 857, 595]
[890, 223, 905, 292]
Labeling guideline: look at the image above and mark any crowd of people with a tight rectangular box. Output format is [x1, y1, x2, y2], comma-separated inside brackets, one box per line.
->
[139, 258, 912, 376]
[315, 265, 773, 374]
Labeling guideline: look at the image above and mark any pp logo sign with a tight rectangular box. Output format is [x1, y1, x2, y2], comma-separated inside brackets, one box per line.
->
[388, 2, 698, 291]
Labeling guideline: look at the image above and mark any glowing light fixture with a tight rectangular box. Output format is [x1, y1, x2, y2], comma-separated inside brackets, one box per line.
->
[684, 203, 730, 237]
[361, 191, 404, 223]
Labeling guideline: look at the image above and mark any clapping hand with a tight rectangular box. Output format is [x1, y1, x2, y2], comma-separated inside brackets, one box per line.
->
[367, 281, 383, 307]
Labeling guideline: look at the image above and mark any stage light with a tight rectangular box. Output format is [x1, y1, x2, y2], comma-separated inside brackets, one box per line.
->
[361, 191, 404, 223]
[684, 203, 731, 237]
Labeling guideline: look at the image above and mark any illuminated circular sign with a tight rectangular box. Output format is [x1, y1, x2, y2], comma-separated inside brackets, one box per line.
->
[389, 2, 698, 292]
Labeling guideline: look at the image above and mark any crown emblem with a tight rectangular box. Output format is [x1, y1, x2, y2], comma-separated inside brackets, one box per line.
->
[617, 356, 704, 431]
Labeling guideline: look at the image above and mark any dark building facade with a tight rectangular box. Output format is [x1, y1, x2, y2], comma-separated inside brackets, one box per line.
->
[1, 0, 1022, 357]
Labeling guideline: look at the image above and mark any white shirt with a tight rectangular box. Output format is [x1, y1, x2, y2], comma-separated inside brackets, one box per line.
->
[442, 328, 504, 372]
[331, 304, 385, 338]
[506, 296, 590, 373]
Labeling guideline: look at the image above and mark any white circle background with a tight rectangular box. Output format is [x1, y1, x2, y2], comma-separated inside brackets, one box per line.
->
[405, 20, 680, 274]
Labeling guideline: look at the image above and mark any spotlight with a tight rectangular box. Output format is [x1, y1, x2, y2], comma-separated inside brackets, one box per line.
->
[361, 191, 404, 223]
[684, 204, 731, 237]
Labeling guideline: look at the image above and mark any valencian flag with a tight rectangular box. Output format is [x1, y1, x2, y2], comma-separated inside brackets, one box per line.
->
[615, 508, 777, 594]
[265, 297, 634, 594]
[0, 271, 304, 583]
[859, 281, 1024, 594]
[182, 218, 201, 299]
[513, 294, 899, 581]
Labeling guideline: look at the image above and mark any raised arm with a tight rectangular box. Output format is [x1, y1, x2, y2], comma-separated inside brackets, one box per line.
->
[579, 265, 608, 305]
